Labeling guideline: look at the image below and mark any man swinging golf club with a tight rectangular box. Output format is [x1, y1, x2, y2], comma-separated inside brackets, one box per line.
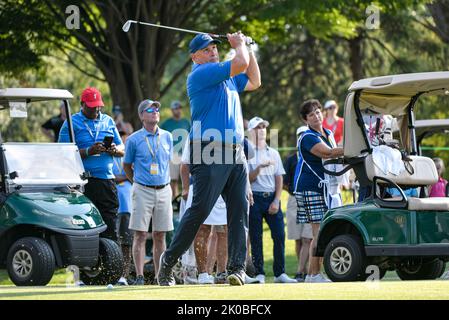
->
[158, 31, 261, 286]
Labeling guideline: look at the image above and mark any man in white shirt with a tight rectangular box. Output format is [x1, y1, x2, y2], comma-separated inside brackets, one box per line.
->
[247, 117, 297, 284]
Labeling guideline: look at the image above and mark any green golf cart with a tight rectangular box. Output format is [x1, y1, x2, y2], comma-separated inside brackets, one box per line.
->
[0, 88, 123, 286]
[316, 72, 449, 282]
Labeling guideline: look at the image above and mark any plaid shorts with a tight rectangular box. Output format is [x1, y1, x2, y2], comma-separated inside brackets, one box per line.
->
[295, 191, 328, 224]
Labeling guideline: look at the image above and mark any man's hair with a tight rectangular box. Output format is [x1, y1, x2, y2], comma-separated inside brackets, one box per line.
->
[299, 99, 322, 121]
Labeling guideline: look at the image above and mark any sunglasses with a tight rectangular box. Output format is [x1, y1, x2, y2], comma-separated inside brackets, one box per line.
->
[145, 107, 160, 113]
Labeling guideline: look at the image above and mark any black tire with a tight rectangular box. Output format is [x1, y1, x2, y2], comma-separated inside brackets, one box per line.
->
[80, 238, 124, 285]
[396, 259, 445, 280]
[323, 234, 367, 282]
[7, 237, 55, 286]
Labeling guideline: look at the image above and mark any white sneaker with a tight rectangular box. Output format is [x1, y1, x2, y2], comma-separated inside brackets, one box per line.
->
[274, 273, 298, 283]
[255, 274, 265, 284]
[198, 272, 214, 284]
[116, 277, 129, 286]
[305, 274, 331, 283]
[245, 273, 261, 284]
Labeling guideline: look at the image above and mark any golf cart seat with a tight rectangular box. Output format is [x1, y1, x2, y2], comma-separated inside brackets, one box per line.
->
[365, 154, 438, 186]
[365, 153, 449, 210]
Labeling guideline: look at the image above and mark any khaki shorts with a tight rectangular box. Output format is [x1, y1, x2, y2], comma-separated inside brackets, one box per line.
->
[169, 153, 182, 181]
[129, 183, 174, 232]
[286, 195, 313, 240]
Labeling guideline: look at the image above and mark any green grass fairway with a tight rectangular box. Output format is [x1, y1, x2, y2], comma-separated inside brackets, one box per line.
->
[1, 280, 449, 300]
[1, 191, 448, 300]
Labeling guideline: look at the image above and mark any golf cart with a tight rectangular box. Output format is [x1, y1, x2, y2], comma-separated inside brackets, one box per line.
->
[316, 72, 449, 282]
[0, 88, 123, 286]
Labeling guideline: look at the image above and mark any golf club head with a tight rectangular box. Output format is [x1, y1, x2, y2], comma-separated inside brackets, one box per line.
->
[122, 20, 134, 32]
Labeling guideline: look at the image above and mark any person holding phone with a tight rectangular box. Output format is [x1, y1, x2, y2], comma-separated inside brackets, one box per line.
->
[59, 87, 124, 241]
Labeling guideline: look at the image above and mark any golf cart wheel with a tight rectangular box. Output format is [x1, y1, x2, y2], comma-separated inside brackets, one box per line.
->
[323, 235, 366, 282]
[396, 259, 446, 280]
[7, 237, 55, 286]
[80, 238, 124, 285]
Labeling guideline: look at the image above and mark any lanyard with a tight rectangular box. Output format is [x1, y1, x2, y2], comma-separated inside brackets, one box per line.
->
[145, 134, 160, 161]
[84, 120, 100, 141]
[113, 157, 124, 175]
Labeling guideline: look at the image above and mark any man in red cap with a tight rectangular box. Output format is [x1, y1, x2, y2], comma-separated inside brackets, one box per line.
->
[59, 87, 125, 241]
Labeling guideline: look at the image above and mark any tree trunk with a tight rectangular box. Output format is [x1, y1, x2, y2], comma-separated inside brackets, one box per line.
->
[348, 35, 364, 81]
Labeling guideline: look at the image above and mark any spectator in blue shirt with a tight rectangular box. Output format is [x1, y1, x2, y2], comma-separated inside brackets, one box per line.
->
[158, 32, 261, 286]
[123, 99, 174, 286]
[59, 87, 124, 241]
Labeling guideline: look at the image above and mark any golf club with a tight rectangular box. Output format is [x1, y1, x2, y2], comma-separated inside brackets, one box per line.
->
[122, 20, 255, 45]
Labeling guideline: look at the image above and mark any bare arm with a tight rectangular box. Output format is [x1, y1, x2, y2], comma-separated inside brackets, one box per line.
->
[274, 175, 283, 202]
[180, 163, 190, 200]
[244, 50, 261, 91]
[249, 161, 273, 183]
[268, 175, 283, 214]
[310, 142, 344, 159]
[229, 32, 250, 77]
[123, 163, 134, 184]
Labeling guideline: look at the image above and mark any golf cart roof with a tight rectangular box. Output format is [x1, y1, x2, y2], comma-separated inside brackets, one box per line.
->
[415, 119, 449, 131]
[343, 72, 449, 157]
[415, 119, 449, 142]
[349, 71, 449, 97]
[0, 88, 73, 104]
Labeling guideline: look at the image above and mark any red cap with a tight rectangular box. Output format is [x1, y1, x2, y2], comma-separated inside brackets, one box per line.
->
[81, 87, 104, 108]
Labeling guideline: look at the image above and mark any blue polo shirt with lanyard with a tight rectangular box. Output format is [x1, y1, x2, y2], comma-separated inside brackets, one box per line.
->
[58, 111, 122, 179]
[187, 60, 248, 144]
[293, 128, 333, 194]
[124, 127, 173, 186]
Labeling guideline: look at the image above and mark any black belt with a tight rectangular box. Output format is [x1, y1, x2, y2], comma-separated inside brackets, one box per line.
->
[137, 182, 169, 190]
[253, 191, 275, 198]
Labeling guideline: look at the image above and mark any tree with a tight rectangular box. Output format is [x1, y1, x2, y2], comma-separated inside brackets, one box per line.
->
[1, 0, 276, 128]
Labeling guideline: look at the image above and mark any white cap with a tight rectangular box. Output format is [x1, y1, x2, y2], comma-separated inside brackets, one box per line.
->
[324, 100, 337, 109]
[296, 126, 308, 137]
[248, 116, 269, 130]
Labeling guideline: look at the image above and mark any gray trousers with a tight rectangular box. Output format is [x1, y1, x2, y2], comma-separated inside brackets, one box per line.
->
[164, 143, 249, 273]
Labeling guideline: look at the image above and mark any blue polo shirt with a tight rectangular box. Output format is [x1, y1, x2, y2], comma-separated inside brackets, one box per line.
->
[59, 111, 122, 179]
[124, 127, 173, 186]
[187, 60, 248, 144]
